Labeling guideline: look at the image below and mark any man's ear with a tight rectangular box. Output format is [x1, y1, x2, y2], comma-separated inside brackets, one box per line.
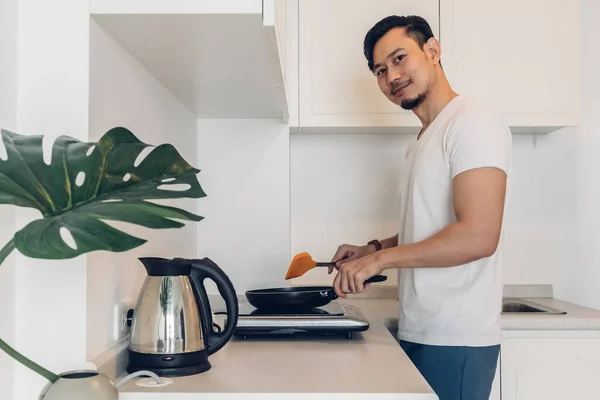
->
[426, 37, 442, 65]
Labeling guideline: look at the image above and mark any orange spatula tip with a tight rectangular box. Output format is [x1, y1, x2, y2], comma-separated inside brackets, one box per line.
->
[285, 252, 317, 280]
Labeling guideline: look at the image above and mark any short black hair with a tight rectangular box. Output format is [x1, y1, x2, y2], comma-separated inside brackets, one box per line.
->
[363, 15, 436, 71]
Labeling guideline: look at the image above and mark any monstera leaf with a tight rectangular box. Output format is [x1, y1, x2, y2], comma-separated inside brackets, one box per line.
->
[0, 127, 206, 259]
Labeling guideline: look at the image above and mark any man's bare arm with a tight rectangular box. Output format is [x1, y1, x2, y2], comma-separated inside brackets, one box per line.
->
[376, 167, 507, 270]
[378, 234, 399, 250]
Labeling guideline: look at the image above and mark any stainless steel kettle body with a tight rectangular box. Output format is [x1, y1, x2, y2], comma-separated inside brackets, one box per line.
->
[127, 257, 239, 377]
[129, 275, 205, 354]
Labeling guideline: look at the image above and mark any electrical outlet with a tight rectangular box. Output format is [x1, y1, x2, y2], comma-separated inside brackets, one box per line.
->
[112, 302, 134, 342]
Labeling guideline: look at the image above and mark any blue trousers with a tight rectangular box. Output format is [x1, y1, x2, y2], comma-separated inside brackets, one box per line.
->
[400, 340, 500, 400]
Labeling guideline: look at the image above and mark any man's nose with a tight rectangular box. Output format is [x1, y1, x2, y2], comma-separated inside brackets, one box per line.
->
[387, 68, 403, 86]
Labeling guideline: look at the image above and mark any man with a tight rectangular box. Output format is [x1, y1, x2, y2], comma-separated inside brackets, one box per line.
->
[329, 15, 511, 400]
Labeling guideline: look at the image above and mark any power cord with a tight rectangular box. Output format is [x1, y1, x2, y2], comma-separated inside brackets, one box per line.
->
[115, 370, 162, 389]
[213, 311, 228, 333]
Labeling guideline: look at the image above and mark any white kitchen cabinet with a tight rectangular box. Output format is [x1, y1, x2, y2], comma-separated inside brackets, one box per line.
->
[500, 336, 600, 400]
[290, 0, 580, 133]
[441, 0, 581, 132]
[297, 0, 440, 133]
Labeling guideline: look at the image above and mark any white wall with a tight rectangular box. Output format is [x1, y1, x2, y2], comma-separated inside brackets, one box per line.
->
[502, 132, 576, 291]
[196, 124, 575, 292]
[0, 206, 15, 400]
[288, 127, 577, 291]
[13, 1, 90, 399]
[0, 0, 17, 397]
[197, 119, 290, 294]
[498, 0, 600, 308]
[572, 0, 600, 310]
[290, 133, 412, 286]
[87, 19, 199, 360]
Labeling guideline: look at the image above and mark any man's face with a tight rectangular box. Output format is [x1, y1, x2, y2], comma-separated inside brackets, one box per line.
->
[372, 28, 436, 110]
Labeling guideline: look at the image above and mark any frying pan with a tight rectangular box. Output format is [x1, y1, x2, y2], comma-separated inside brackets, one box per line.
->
[245, 275, 387, 310]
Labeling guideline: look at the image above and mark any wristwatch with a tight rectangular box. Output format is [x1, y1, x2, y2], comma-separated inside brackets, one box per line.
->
[367, 239, 382, 252]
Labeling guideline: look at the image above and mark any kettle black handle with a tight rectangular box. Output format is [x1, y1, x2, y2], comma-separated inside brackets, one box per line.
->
[188, 258, 239, 356]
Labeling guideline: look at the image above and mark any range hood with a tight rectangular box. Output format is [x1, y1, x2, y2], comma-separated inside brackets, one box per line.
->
[91, 0, 289, 121]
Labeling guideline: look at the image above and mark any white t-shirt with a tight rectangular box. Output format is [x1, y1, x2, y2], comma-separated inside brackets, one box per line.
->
[396, 95, 512, 347]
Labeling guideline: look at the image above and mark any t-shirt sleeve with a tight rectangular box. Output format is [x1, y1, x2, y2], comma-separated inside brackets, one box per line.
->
[445, 111, 512, 179]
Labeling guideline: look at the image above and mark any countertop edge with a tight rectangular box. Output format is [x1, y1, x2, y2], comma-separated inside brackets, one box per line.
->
[119, 393, 439, 399]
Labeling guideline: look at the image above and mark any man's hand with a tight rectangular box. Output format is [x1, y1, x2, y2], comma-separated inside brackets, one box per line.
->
[328, 244, 376, 274]
[332, 253, 384, 298]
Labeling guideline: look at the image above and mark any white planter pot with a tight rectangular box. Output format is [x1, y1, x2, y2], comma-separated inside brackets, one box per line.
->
[38, 370, 119, 400]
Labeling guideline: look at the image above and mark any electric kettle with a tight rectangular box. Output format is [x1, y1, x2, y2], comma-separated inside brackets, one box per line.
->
[126, 257, 239, 377]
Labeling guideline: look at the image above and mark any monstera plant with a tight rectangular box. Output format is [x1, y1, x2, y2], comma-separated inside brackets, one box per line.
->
[0, 127, 206, 392]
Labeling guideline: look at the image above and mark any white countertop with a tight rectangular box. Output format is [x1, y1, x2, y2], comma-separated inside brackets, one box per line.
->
[381, 296, 600, 333]
[117, 298, 438, 400]
[115, 294, 600, 399]
[501, 297, 600, 330]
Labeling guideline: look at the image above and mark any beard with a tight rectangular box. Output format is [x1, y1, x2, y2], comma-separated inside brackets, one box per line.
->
[399, 91, 427, 110]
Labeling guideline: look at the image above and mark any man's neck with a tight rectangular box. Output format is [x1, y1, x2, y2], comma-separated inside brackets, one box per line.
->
[413, 73, 459, 133]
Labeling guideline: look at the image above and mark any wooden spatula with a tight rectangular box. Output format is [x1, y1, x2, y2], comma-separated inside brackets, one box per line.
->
[285, 252, 387, 283]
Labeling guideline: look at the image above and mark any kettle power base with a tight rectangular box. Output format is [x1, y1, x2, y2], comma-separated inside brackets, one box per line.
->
[127, 349, 211, 378]
[233, 302, 370, 340]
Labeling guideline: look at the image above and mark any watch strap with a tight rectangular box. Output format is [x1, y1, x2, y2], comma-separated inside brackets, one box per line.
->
[367, 239, 382, 251]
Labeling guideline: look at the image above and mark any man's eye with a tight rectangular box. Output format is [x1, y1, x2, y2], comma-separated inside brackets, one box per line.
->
[375, 68, 386, 76]
[395, 55, 405, 63]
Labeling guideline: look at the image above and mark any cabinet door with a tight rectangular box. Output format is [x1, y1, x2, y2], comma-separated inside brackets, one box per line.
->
[441, 0, 580, 130]
[501, 338, 600, 400]
[298, 0, 440, 132]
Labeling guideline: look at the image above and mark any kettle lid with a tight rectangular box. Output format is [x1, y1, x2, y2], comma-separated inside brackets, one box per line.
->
[138, 257, 191, 277]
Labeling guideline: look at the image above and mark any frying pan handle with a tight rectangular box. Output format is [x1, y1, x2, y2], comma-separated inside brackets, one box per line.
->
[188, 257, 239, 356]
[327, 274, 388, 300]
[366, 274, 387, 283]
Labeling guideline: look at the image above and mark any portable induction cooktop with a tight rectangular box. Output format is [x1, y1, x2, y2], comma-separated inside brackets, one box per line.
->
[232, 301, 370, 339]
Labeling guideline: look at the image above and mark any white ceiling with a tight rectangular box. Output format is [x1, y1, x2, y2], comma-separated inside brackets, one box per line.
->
[92, 13, 287, 119]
